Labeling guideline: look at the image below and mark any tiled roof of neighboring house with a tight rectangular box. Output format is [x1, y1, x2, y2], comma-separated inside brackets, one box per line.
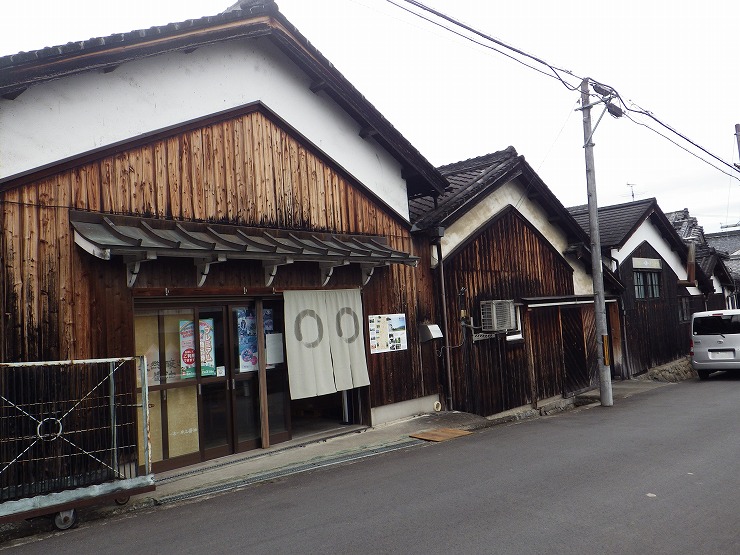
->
[707, 229, 740, 283]
[724, 258, 740, 280]
[411, 147, 587, 243]
[706, 229, 740, 256]
[409, 147, 624, 292]
[409, 147, 519, 225]
[665, 208, 734, 288]
[0, 0, 446, 198]
[567, 198, 656, 248]
[665, 208, 706, 244]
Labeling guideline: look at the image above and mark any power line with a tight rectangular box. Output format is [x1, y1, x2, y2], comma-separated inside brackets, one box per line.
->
[387, 0, 740, 181]
[383, 0, 576, 86]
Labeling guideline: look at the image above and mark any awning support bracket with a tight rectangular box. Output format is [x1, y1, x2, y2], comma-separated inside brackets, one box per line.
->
[264, 258, 293, 287]
[195, 254, 227, 288]
[319, 261, 350, 287]
[360, 262, 386, 286]
[125, 253, 157, 288]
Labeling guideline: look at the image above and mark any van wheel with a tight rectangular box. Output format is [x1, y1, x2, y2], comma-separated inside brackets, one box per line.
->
[697, 370, 710, 380]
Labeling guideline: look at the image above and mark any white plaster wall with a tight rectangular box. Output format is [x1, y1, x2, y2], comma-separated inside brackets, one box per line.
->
[431, 178, 593, 295]
[0, 38, 411, 220]
[609, 219, 704, 295]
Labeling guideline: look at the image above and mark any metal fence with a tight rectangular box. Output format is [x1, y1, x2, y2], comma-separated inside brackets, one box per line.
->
[0, 357, 151, 509]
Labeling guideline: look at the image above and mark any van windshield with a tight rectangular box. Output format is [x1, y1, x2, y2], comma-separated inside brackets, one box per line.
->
[693, 314, 740, 335]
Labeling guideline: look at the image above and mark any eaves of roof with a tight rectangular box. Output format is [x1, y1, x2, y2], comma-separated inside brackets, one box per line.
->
[0, 1, 446, 199]
[411, 147, 589, 245]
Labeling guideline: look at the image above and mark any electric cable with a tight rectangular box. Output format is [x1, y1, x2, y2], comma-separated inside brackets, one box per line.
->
[386, 0, 582, 91]
[386, 1, 740, 182]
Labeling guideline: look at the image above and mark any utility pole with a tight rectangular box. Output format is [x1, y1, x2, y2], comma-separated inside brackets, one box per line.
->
[579, 78, 613, 406]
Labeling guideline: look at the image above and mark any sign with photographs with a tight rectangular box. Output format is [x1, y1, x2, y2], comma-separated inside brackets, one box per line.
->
[368, 313, 408, 354]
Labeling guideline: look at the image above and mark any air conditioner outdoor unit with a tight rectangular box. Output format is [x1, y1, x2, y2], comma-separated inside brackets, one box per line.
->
[480, 300, 516, 332]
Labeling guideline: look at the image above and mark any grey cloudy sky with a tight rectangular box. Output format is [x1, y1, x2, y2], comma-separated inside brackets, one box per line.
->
[2, 0, 738, 232]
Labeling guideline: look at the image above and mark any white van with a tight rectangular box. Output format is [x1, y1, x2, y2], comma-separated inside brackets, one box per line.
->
[690, 309, 740, 379]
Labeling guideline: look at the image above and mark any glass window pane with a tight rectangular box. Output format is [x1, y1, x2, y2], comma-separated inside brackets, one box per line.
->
[134, 311, 160, 387]
[167, 386, 200, 457]
[163, 309, 195, 383]
[137, 391, 163, 464]
[201, 382, 229, 449]
[264, 301, 288, 435]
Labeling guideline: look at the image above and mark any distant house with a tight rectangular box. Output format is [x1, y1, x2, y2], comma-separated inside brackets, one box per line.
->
[0, 1, 448, 472]
[410, 147, 624, 417]
[568, 199, 714, 377]
[665, 208, 735, 309]
[704, 228, 740, 308]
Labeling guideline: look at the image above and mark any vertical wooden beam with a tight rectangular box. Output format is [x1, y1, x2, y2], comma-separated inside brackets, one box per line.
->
[180, 133, 193, 220]
[142, 145, 155, 216]
[21, 184, 39, 360]
[190, 129, 204, 220]
[282, 130, 295, 228]
[56, 173, 75, 358]
[167, 136, 181, 219]
[202, 124, 217, 220]
[154, 140, 168, 218]
[212, 123, 227, 221]
[223, 120, 238, 222]
[298, 146, 310, 227]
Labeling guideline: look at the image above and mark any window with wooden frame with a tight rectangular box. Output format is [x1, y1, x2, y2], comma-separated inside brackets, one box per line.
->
[634, 270, 661, 299]
[678, 297, 692, 322]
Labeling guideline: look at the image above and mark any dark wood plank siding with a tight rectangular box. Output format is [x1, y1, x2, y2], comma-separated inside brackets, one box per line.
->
[620, 241, 691, 374]
[443, 208, 578, 415]
[561, 306, 589, 395]
[0, 108, 439, 409]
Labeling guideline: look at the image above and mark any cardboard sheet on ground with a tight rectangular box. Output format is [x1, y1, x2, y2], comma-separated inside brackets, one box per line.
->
[410, 428, 473, 442]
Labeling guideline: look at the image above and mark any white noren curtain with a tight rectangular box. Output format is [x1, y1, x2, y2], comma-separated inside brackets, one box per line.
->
[284, 289, 370, 400]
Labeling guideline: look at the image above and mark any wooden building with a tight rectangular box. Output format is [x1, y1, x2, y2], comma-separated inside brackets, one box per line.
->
[0, 2, 448, 472]
[569, 199, 714, 377]
[666, 208, 735, 310]
[410, 148, 624, 417]
[705, 228, 740, 308]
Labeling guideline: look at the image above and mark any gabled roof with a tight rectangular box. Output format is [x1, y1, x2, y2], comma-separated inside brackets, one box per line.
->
[568, 198, 659, 249]
[568, 198, 715, 293]
[0, 1, 446, 198]
[410, 146, 587, 245]
[409, 146, 623, 292]
[665, 208, 706, 244]
[665, 208, 733, 287]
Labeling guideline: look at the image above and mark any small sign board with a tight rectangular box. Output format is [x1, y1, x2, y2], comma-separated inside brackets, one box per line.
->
[632, 257, 662, 270]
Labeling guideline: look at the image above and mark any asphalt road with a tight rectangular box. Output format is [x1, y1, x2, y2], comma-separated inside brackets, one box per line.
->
[6, 373, 740, 554]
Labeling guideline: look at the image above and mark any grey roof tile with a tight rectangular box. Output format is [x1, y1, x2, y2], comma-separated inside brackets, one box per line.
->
[567, 198, 655, 248]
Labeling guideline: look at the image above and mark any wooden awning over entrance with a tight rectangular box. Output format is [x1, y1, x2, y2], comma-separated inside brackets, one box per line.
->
[70, 211, 418, 288]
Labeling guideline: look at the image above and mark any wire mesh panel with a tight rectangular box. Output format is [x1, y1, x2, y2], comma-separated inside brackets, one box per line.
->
[0, 358, 142, 504]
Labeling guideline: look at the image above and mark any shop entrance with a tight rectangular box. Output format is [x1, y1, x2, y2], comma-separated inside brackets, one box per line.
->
[134, 296, 358, 472]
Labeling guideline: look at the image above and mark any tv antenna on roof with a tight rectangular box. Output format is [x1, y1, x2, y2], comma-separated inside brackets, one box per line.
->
[627, 183, 637, 201]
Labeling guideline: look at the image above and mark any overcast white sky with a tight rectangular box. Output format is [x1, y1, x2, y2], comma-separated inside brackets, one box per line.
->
[2, 0, 739, 232]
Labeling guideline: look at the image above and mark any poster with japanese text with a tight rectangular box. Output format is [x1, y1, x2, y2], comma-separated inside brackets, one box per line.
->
[368, 313, 407, 354]
[179, 318, 216, 378]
